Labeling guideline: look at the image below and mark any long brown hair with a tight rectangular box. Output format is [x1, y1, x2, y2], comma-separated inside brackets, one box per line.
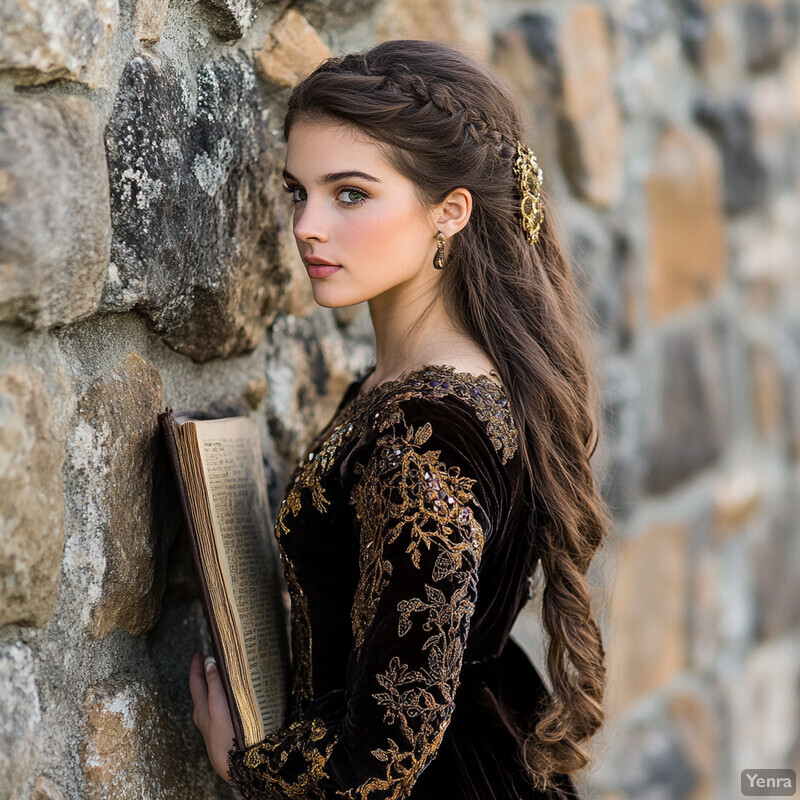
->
[283, 38, 613, 792]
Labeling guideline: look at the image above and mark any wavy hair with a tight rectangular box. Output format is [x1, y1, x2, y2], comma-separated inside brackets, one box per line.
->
[283, 38, 613, 792]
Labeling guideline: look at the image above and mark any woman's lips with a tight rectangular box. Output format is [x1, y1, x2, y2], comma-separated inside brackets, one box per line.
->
[305, 263, 342, 278]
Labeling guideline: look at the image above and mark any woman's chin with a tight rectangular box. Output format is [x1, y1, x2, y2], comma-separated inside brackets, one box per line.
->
[310, 284, 372, 309]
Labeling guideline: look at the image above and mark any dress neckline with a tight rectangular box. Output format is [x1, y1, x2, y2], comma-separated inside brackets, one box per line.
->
[351, 362, 508, 403]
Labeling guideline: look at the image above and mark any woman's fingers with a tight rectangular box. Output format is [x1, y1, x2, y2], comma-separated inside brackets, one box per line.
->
[189, 650, 209, 729]
[204, 657, 229, 720]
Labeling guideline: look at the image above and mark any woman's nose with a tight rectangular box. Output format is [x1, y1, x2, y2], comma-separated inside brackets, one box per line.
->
[292, 199, 329, 243]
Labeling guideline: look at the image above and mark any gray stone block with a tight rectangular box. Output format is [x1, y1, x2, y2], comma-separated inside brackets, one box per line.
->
[103, 50, 288, 362]
[0, 95, 111, 329]
[199, 0, 261, 40]
[644, 318, 728, 494]
[0, 643, 40, 797]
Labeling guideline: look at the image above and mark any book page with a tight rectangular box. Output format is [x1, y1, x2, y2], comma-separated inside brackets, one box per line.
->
[194, 417, 290, 743]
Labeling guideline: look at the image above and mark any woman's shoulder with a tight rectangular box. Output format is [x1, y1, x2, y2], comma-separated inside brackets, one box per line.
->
[342, 363, 520, 467]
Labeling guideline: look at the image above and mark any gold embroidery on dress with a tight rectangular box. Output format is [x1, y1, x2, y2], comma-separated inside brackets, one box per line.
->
[235, 717, 338, 800]
[242, 365, 513, 798]
[341, 415, 485, 798]
[349, 420, 484, 658]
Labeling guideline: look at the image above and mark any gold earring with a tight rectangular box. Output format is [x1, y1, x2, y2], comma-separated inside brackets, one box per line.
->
[433, 231, 446, 270]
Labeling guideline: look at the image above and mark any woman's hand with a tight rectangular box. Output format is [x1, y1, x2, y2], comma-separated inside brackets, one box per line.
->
[189, 650, 236, 782]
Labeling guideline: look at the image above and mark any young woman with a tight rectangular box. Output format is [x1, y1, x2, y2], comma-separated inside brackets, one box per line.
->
[189, 38, 612, 800]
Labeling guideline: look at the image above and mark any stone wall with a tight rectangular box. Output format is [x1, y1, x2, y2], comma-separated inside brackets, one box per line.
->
[0, 0, 798, 798]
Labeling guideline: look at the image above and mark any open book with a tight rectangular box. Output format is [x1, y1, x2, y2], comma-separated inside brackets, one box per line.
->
[159, 409, 290, 750]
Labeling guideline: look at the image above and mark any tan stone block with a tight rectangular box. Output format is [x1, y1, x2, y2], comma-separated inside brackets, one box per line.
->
[29, 776, 67, 800]
[65, 352, 166, 638]
[667, 689, 721, 800]
[557, 3, 623, 207]
[373, 0, 490, 65]
[749, 341, 782, 440]
[713, 467, 763, 536]
[607, 523, 689, 712]
[81, 675, 190, 800]
[253, 9, 331, 88]
[0, 364, 68, 628]
[131, 0, 169, 44]
[646, 126, 726, 321]
[0, 0, 118, 88]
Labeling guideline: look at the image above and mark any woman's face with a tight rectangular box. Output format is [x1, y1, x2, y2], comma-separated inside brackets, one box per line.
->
[282, 119, 441, 308]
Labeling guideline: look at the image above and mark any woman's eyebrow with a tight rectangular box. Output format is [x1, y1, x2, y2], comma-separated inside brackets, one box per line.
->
[282, 168, 382, 185]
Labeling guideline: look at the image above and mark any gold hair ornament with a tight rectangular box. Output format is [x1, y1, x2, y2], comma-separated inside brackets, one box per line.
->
[512, 140, 544, 246]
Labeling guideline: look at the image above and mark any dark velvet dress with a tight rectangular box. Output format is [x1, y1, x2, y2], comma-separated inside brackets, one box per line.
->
[227, 364, 583, 800]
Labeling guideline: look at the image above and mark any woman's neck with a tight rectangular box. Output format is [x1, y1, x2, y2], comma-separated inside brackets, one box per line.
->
[364, 293, 494, 389]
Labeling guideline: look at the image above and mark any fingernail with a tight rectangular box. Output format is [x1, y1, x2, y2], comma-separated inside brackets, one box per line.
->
[204, 656, 217, 674]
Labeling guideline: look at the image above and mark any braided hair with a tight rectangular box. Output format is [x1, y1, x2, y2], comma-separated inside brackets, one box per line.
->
[283, 39, 612, 793]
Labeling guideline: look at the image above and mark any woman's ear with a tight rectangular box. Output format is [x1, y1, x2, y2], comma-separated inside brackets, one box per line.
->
[433, 187, 472, 237]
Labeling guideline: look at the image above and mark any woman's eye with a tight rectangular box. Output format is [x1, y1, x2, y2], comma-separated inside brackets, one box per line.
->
[282, 184, 306, 203]
[338, 188, 368, 206]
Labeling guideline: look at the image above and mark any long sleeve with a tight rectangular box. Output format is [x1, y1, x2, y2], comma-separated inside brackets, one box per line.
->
[227, 399, 494, 799]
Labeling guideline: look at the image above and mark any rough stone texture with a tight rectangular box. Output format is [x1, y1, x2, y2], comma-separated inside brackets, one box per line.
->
[81, 675, 193, 800]
[694, 94, 769, 214]
[556, 3, 623, 207]
[264, 315, 346, 464]
[608, 523, 689, 712]
[103, 50, 289, 362]
[645, 126, 726, 321]
[643, 319, 727, 494]
[0, 364, 68, 629]
[64, 352, 167, 638]
[0, 644, 41, 799]
[254, 9, 331, 88]
[0, 95, 111, 330]
[29, 776, 67, 800]
[200, 0, 260, 40]
[0, 0, 118, 87]
[132, 0, 169, 43]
